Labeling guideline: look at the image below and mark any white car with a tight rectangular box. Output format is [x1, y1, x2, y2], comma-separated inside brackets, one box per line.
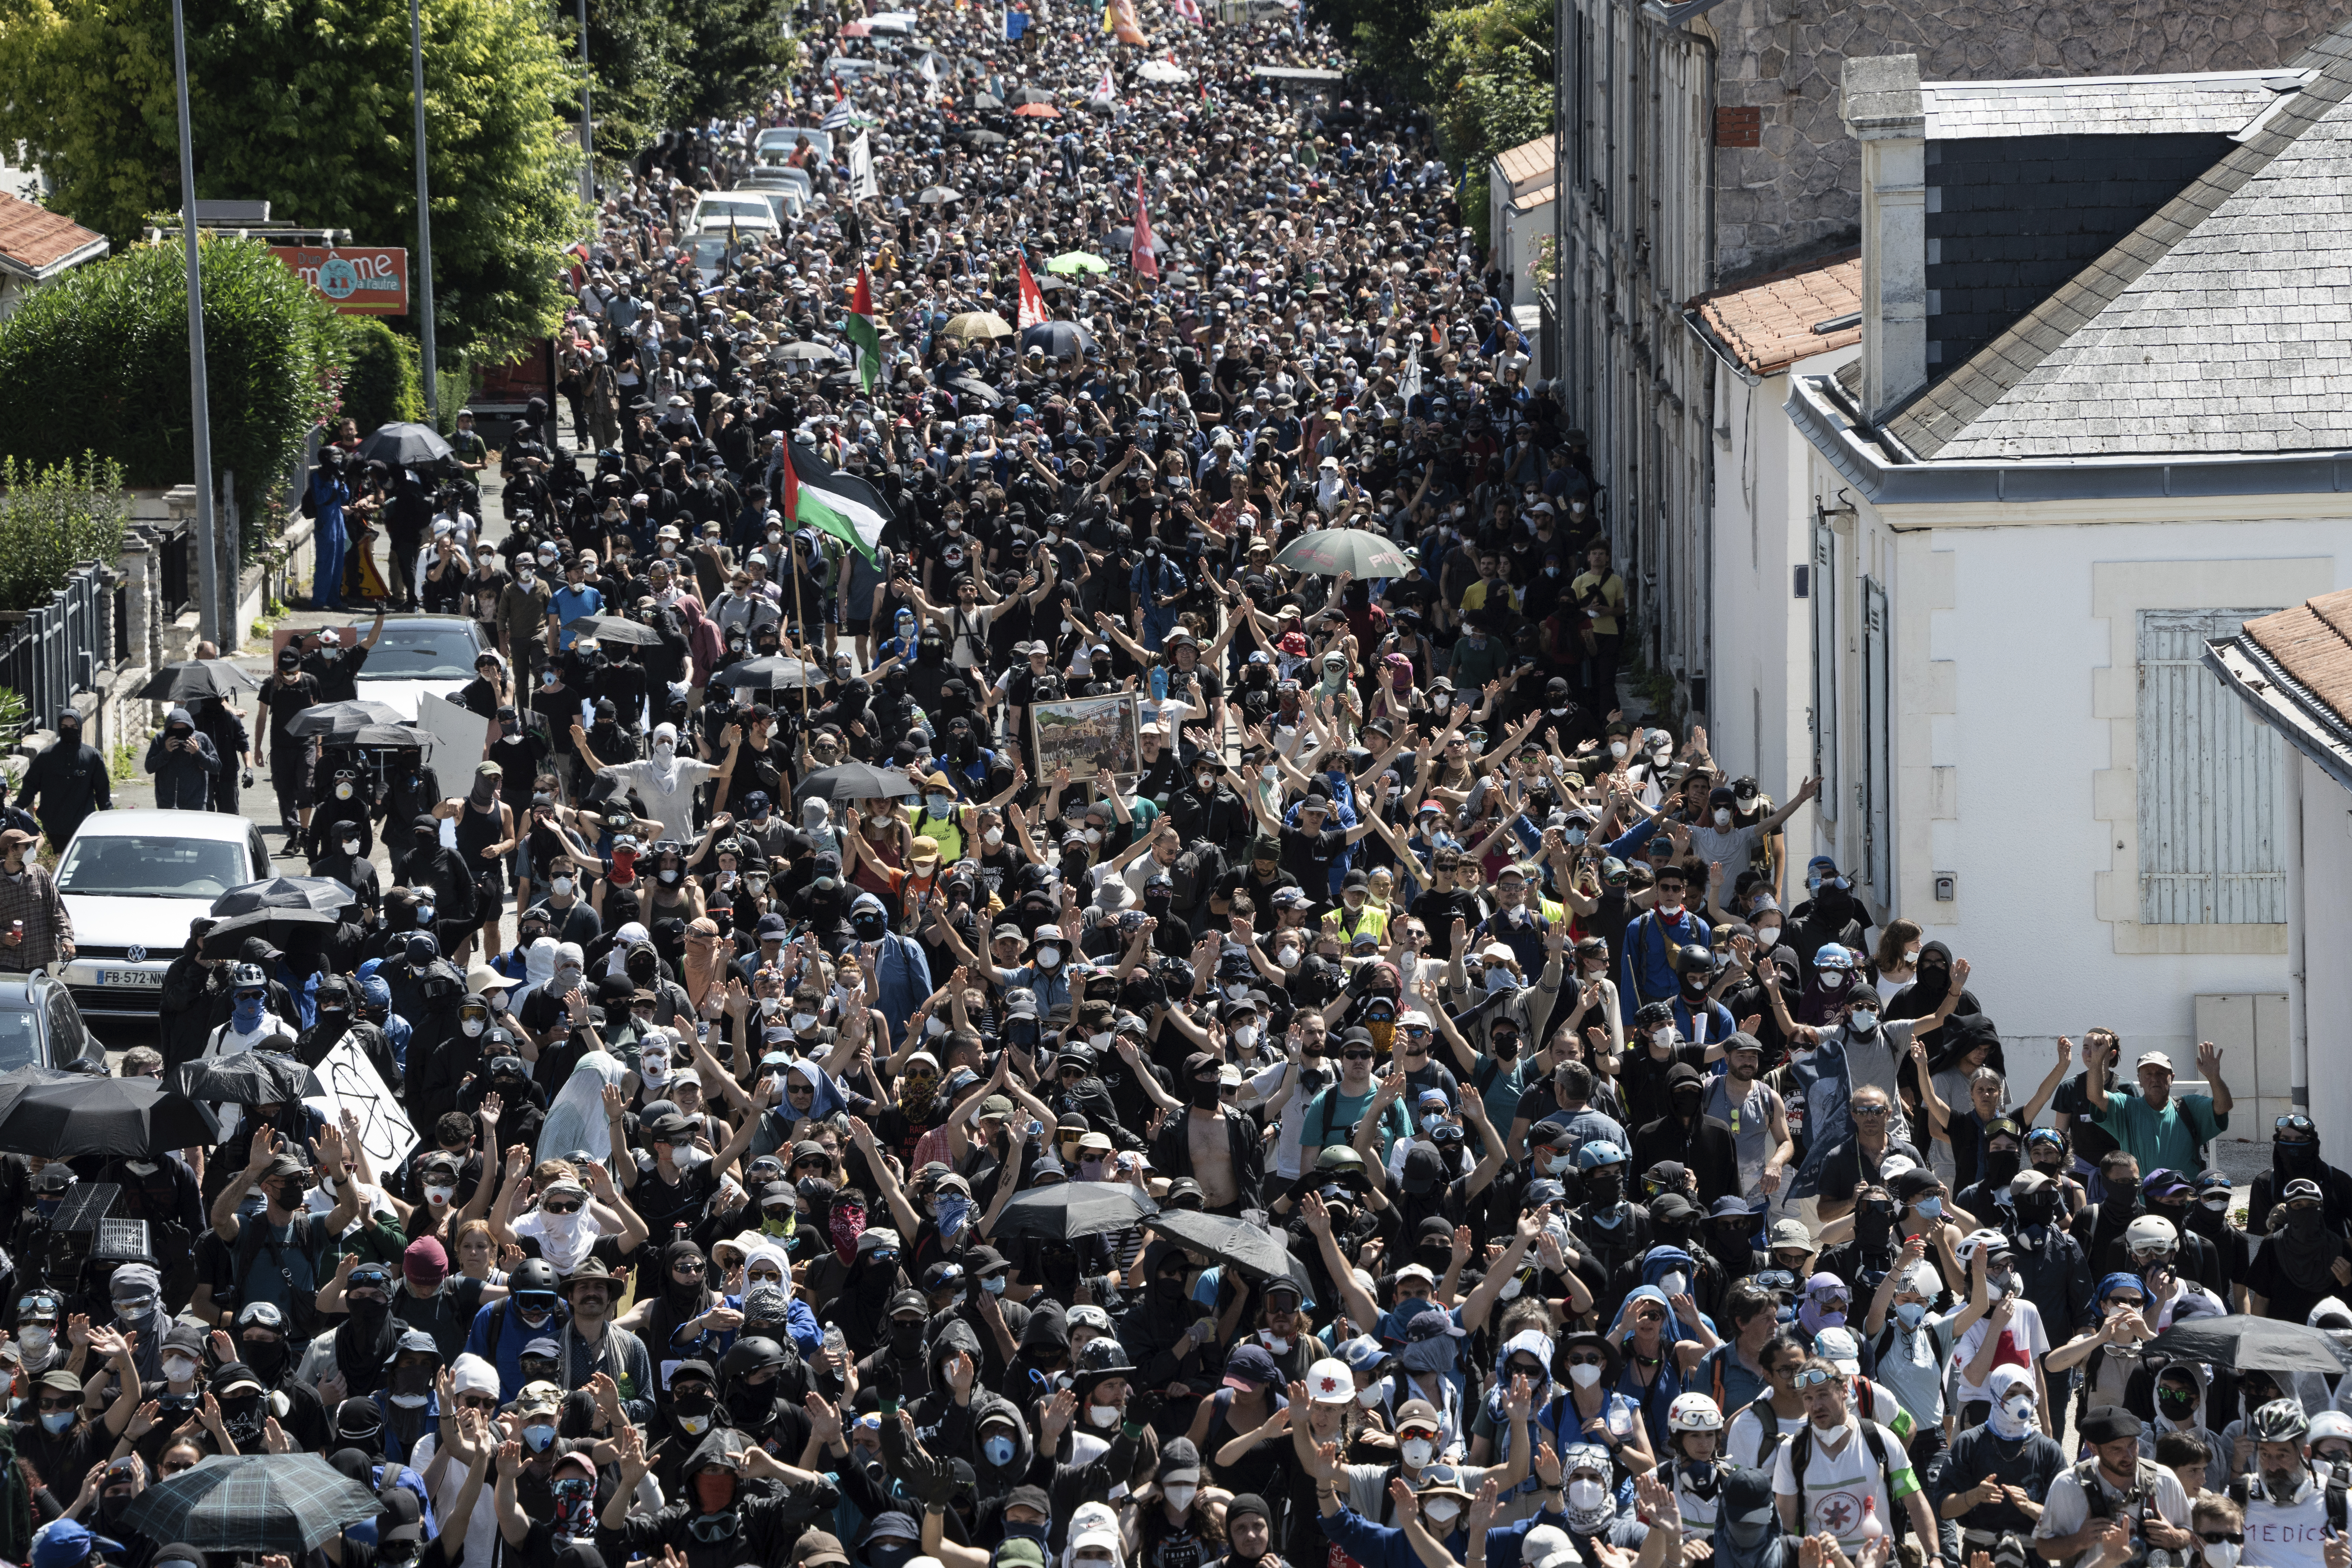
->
[55, 809, 276, 1018]
[349, 614, 485, 721]
[756, 127, 833, 165]
[689, 193, 782, 239]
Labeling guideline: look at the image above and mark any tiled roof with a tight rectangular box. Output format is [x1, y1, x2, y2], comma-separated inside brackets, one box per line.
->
[1687, 248, 1864, 377]
[1919, 70, 2305, 140]
[1509, 183, 1556, 213]
[2242, 590, 2352, 726]
[1882, 23, 2352, 461]
[0, 191, 107, 282]
[1493, 137, 1554, 192]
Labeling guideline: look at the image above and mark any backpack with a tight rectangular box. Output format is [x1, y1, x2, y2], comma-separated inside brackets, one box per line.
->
[301, 481, 319, 520]
[1786, 1418, 1909, 1542]
[2073, 1456, 2167, 1525]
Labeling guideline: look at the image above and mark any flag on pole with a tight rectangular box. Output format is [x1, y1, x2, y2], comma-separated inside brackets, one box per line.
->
[782, 441, 890, 567]
[846, 264, 883, 393]
[1093, 64, 1117, 101]
[822, 97, 856, 131]
[1401, 341, 1422, 406]
[1005, 0, 1026, 39]
[919, 51, 941, 84]
[848, 130, 878, 200]
[1130, 172, 1159, 281]
[1015, 252, 1050, 328]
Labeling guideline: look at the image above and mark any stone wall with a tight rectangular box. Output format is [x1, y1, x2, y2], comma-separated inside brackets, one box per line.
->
[1706, 0, 2352, 281]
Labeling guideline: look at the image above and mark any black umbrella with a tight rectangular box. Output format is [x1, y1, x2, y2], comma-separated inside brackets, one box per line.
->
[710, 656, 822, 690]
[1106, 226, 1166, 257]
[1148, 1207, 1304, 1286]
[968, 91, 1006, 110]
[348, 723, 428, 749]
[122, 1454, 386, 1555]
[798, 762, 921, 807]
[1020, 321, 1097, 359]
[165, 1052, 319, 1107]
[355, 421, 453, 468]
[2143, 1316, 2352, 1375]
[199, 907, 338, 959]
[945, 374, 1004, 408]
[284, 699, 405, 739]
[958, 129, 1009, 149]
[564, 615, 664, 648]
[135, 661, 260, 702]
[1009, 85, 1055, 105]
[994, 1183, 1160, 1242]
[212, 876, 358, 918]
[0, 1073, 222, 1158]
[775, 341, 841, 364]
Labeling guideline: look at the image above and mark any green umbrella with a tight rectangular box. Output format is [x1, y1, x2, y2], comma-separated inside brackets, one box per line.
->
[1046, 251, 1112, 275]
[1272, 527, 1414, 579]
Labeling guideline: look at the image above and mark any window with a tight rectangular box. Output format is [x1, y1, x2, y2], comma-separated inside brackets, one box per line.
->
[2136, 608, 2283, 924]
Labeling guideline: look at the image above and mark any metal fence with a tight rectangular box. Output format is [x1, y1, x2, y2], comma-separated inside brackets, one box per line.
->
[0, 561, 108, 730]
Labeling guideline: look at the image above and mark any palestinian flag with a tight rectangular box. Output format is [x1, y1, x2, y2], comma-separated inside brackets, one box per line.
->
[846, 263, 882, 393]
[783, 440, 888, 566]
[1015, 251, 1049, 328]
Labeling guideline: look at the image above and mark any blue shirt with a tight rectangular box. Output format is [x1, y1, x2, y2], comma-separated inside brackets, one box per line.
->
[550, 584, 603, 650]
[464, 1295, 571, 1401]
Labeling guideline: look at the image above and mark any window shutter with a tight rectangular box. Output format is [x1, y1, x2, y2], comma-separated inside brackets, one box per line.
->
[2136, 608, 2284, 924]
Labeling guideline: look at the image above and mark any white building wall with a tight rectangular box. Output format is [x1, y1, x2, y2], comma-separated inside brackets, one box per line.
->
[2296, 750, 2352, 1146]
[1852, 513, 2343, 1065]
[1709, 344, 1856, 902]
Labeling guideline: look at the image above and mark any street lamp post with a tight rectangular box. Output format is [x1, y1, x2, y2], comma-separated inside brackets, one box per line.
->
[410, 0, 439, 420]
[168, 0, 221, 648]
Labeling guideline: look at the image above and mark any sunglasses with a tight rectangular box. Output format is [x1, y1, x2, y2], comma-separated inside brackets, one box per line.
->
[458, 1394, 501, 1412]
[1850, 1105, 1889, 1118]
[2200, 1535, 2245, 1548]
[747, 1268, 785, 1284]
[36, 1397, 76, 1412]
[1342, 1050, 1374, 1061]
[1563, 1354, 1605, 1368]
[349, 1271, 392, 1291]
[543, 1201, 584, 1215]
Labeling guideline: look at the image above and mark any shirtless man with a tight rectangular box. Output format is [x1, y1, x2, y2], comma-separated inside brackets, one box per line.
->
[1151, 1050, 1261, 1217]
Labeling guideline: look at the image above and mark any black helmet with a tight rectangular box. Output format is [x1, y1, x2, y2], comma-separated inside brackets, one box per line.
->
[718, 1335, 788, 1383]
[510, 1258, 559, 1296]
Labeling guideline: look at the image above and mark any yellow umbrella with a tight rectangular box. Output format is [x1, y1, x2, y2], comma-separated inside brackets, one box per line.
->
[941, 310, 1015, 342]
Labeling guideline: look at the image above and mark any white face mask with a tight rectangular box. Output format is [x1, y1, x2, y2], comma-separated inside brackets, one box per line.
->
[1756, 926, 1781, 949]
[1087, 1402, 1121, 1428]
[1276, 944, 1299, 969]
[425, 1183, 457, 1207]
[1231, 1024, 1257, 1051]
[2207, 1546, 2242, 1568]
[1660, 1271, 1688, 1298]
[1568, 1363, 1602, 1388]
[551, 877, 574, 896]
[1566, 1480, 1608, 1512]
[1163, 1484, 1197, 1511]
[1356, 1384, 1384, 1408]
[1422, 1499, 1462, 1527]
[1400, 1437, 1435, 1469]
[163, 1355, 199, 1383]
[984, 828, 1004, 847]
[1713, 808, 1731, 827]
[1650, 1026, 1674, 1047]
[1609, 742, 1628, 759]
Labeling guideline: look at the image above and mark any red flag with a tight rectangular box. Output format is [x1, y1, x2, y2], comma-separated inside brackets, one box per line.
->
[1015, 252, 1049, 328]
[851, 263, 874, 318]
[1131, 172, 1159, 281]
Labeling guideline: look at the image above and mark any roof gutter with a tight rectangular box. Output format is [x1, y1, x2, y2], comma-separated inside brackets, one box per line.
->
[2204, 633, 2352, 798]
[1682, 308, 1761, 387]
[1785, 369, 2352, 509]
[0, 235, 109, 285]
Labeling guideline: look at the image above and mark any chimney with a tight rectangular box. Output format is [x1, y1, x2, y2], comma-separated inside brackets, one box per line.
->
[1841, 53, 1927, 423]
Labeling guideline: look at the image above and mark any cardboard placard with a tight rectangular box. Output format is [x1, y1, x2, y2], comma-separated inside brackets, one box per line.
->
[303, 1039, 418, 1173]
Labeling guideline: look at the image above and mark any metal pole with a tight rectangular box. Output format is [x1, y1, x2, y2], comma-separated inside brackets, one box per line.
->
[410, 0, 439, 421]
[169, 0, 221, 650]
[577, 0, 595, 204]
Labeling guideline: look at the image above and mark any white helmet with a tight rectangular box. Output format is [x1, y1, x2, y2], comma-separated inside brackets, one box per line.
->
[1304, 1358, 1358, 1406]
[2309, 1410, 2352, 1449]
[1954, 1227, 2009, 1265]
[2125, 1215, 2180, 1259]
[1668, 1392, 1724, 1433]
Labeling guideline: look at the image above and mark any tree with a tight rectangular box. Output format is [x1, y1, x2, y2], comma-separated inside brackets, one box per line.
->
[0, 454, 131, 614]
[0, 0, 588, 359]
[556, 0, 690, 164]
[0, 238, 346, 508]
[1416, 0, 1553, 246]
[668, 0, 794, 128]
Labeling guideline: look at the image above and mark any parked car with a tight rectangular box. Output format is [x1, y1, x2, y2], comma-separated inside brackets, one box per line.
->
[729, 184, 806, 229]
[54, 809, 274, 1018]
[350, 614, 486, 720]
[0, 972, 107, 1071]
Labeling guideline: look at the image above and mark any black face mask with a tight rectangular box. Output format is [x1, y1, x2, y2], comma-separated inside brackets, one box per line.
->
[1984, 1150, 2021, 1185]
[2017, 1194, 2060, 1226]
[890, 1319, 925, 1357]
[1583, 1171, 1623, 1205]
[2157, 1388, 2197, 1419]
[1490, 1032, 1521, 1060]
[1856, 1202, 1894, 1247]
[1187, 1078, 1221, 1110]
[852, 912, 888, 939]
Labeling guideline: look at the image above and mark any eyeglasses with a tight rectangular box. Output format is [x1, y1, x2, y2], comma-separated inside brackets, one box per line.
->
[1850, 1105, 1889, 1118]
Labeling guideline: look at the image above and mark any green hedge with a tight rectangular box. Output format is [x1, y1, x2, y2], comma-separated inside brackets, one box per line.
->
[339, 317, 426, 434]
[0, 453, 130, 614]
[0, 237, 347, 506]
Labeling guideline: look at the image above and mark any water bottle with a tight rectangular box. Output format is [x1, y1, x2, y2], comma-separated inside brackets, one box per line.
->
[1606, 1400, 1634, 1441]
[1859, 1496, 1885, 1544]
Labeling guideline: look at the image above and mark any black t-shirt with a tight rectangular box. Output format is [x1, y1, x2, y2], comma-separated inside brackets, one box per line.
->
[2246, 1238, 2338, 1326]
[261, 673, 321, 749]
[1408, 888, 1484, 960]
[1618, 1041, 1715, 1131]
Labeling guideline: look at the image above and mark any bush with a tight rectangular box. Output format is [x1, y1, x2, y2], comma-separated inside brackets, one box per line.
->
[339, 317, 426, 435]
[0, 453, 130, 614]
[0, 239, 347, 511]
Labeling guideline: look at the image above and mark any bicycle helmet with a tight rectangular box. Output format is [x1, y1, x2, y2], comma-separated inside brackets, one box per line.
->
[1576, 1140, 1627, 1171]
[231, 962, 268, 990]
[2124, 1215, 2179, 1259]
[1668, 1393, 1724, 1433]
[1813, 944, 1854, 972]
[1954, 1228, 2009, 1266]
[509, 1258, 559, 1297]
[2252, 1398, 2311, 1445]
